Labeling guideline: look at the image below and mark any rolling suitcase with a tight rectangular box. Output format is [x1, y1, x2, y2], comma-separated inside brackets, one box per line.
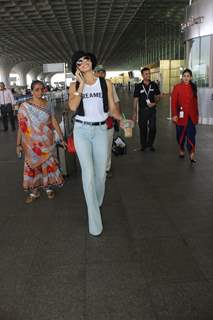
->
[56, 143, 76, 177]
[56, 111, 77, 177]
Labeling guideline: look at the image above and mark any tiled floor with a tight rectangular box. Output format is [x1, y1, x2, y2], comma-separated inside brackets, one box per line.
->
[0, 90, 213, 319]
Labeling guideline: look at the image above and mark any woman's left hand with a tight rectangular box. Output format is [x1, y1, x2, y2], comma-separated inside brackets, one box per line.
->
[119, 119, 126, 129]
[120, 119, 134, 129]
[16, 145, 23, 157]
[75, 70, 85, 85]
[61, 140, 67, 149]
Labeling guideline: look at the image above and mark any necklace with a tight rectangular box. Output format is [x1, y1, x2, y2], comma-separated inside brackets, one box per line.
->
[85, 75, 97, 86]
[30, 99, 47, 108]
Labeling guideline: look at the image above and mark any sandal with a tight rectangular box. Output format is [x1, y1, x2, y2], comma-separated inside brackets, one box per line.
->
[179, 149, 185, 158]
[46, 189, 55, 199]
[189, 152, 196, 164]
[25, 191, 40, 204]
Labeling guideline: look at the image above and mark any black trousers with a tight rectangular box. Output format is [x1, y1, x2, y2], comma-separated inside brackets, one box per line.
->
[138, 108, 156, 148]
[0, 104, 15, 130]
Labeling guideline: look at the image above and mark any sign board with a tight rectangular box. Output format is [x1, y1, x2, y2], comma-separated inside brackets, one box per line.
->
[43, 63, 65, 73]
[184, 0, 213, 41]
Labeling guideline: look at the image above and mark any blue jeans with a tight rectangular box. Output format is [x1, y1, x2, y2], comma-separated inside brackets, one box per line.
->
[74, 122, 108, 236]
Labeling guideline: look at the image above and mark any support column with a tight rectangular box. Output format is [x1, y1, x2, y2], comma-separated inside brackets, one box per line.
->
[0, 57, 13, 87]
[19, 72, 27, 86]
[28, 66, 42, 82]
[44, 73, 55, 84]
[45, 75, 51, 83]
[44, 73, 55, 86]
[37, 73, 45, 81]
[0, 66, 10, 86]
[12, 62, 34, 86]
[29, 71, 38, 81]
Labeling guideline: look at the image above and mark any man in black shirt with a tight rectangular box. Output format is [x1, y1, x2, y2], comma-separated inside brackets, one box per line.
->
[132, 67, 160, 151]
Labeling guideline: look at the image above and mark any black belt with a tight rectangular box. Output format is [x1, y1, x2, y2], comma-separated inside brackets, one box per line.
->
[1, 103, 12, 107]
[75, 119, 106, 126]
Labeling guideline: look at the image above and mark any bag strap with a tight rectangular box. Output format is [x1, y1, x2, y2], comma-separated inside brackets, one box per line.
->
[99, 77, 109, 112]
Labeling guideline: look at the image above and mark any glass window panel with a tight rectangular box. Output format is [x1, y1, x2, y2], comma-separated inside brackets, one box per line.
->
[200, 35, 210, 87]
[188, 37, 200, 85]
[188, 35, 211, 87]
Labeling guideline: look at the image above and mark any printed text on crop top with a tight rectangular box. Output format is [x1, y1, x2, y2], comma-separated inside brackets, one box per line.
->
[75, 78, 108, 122]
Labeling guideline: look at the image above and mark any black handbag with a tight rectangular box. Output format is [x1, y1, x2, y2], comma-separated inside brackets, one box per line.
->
[112, 136, 127, 156]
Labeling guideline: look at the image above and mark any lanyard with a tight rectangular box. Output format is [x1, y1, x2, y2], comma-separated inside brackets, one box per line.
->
[142, 84, 152, 99]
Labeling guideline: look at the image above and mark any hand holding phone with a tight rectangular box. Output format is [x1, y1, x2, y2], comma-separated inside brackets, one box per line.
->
[75, 69, 84, 84]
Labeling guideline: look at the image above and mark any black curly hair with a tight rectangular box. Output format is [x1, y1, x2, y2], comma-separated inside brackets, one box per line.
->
[71, 51, 97, 74]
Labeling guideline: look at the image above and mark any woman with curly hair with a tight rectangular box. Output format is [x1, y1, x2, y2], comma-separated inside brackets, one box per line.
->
[69, 51, 130, 236]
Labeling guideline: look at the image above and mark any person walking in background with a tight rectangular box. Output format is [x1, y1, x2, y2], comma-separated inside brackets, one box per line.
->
[16, 80, 66, 204]
[69, 51, 128, 236]
[132, 67, 160, 151]
[171, 68, 199, 164]
[0, 82, 16, 131]
[94, 64, 121, 178]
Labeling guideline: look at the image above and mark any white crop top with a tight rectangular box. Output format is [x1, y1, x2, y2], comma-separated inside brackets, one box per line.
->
[75, 78, 108, 122]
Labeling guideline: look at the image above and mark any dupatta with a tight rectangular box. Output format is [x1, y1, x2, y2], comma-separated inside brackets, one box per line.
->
[18, 101, 54, 169]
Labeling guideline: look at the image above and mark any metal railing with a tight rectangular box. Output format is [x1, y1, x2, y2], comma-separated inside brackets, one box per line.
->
[14, 89, 68, 105]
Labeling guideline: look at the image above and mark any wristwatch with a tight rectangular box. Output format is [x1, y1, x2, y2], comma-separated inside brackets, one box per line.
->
[73, 91, 82, 97]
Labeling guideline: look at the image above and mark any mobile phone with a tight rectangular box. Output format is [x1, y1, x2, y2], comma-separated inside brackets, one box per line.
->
[77, 67, 84, 79]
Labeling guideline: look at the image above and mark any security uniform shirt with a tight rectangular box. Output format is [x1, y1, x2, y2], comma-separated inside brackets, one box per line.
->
[133, 80, 160, 148]
[133, 81, 160, 114]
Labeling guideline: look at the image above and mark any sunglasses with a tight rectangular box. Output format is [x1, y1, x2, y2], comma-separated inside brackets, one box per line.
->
[76, 56, 91, 66]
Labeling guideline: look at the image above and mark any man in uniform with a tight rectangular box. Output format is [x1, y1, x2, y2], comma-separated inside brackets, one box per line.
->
[0, 82, 16, 131]
[132, 67, 160, 151]
[94, 65, 120, 177]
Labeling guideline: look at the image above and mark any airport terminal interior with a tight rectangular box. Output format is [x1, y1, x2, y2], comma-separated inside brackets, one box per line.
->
[1, 0, 213, 319]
